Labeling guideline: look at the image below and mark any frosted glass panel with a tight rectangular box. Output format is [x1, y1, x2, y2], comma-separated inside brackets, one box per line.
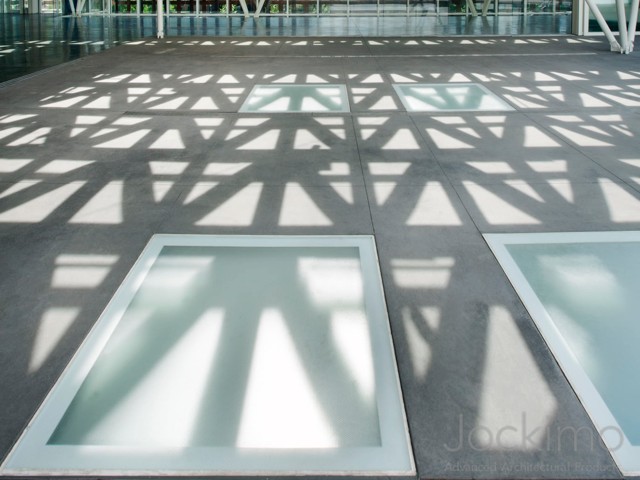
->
[49, 246, 380, 448]
[506, 242, 640, 445]
[240, 85, 350, 112]
[485, 232, 640, 475]
[1, 235, 413, 476]
[394, 83, 514, 112]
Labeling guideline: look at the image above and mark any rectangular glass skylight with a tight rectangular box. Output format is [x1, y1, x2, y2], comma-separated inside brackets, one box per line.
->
[485, 231, 640, 476]
[239, 85, 350, 113]
[1, 235, 414, 476]
[394, 83, 514, 112]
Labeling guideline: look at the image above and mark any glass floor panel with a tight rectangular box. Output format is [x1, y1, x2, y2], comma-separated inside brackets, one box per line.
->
[239, 85, 350, 113]
[1, 235, 414, 476]
[485, 231, 640, 476]
[393, 83, 514, 112]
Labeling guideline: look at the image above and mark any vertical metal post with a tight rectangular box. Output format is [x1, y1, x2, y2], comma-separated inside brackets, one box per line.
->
[628, 0, 639, 51]
[616, 0, 629, 52]
[157, 0, 164, 38]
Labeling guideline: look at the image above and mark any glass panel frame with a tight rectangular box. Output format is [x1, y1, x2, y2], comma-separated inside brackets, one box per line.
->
[240, 84, 350, 113]
[394, 83, 514, 112]
[0, 235, 414, 476]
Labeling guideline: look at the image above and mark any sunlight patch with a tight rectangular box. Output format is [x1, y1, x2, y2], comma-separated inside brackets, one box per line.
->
[279, 183, 333, 226]
[94, 130, 151, 149]
[36, 160, 94, 174]
[382, 129, 420, 150]
[0, 182, 85, 223]
[29, 308, 80, 373]
[69, 181, 124, 225]
[195, 183, 263, 226]
[0, 180, 42, 200]
[406, 182, 462, 226]
[463, 181, 540, 225]
[149, 130, 186, 150]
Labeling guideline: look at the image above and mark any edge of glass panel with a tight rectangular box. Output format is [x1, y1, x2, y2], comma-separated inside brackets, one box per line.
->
[483, 231, 640, 476]
[393, 82, 515, 112]
[0, 234, 415, 477]
[238, 84, 351, 113]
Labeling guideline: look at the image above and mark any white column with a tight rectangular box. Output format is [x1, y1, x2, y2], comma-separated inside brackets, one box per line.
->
[238, 0, 249, 15]
[616, 0, 630, 52]
[157, 0, 164, 38]
[628, 0, 639, 51]
[572, 0, 583, 33]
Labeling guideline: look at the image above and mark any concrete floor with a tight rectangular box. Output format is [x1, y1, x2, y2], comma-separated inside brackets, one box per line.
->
[1, 35, 640, 479]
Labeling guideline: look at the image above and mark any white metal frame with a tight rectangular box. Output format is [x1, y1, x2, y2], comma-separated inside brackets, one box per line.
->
[0, 235, 415, 477]
[485, 231, 640, 476]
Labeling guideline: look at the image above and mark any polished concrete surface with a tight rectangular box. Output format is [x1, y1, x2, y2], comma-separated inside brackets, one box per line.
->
[1, 13, 572, 82]
[1, 33, 639, 479]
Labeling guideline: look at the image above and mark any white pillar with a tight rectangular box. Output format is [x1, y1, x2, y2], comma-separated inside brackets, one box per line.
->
[238, 0, 249, 16]
[616, 0, 630, 52]
[157, 0, 164, 38]
[481, 0, 491, 15]
[572, 0, 583, 34]
[628, 0, 639, 51]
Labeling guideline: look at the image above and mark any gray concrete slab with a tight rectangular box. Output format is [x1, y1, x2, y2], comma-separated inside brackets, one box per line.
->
[1, 34, 638, 480]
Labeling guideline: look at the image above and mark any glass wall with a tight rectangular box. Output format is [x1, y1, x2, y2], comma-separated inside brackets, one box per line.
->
[40, 0, 61, 12]
[2, 0, 23, 12]
[167, 0, 196, 14]
[112, 0, 136, 13]
[6, 0, 569, 18]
